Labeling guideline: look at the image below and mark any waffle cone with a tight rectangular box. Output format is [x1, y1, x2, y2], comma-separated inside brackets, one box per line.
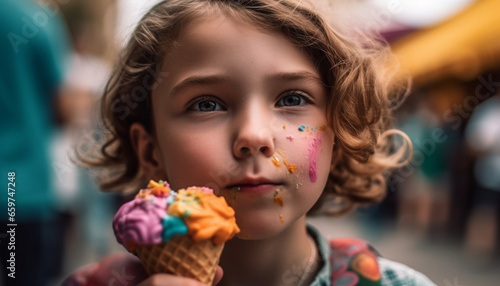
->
[135, 235, 224, 285]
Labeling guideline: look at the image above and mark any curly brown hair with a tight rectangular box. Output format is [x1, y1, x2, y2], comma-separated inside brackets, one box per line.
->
[80, 0, 412, 215]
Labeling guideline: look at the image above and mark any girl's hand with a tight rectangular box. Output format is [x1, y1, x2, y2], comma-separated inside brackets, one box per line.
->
[138, 266, 223, 286]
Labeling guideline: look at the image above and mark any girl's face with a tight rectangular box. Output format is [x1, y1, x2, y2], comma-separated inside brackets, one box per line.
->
[147, 15, 334, 239]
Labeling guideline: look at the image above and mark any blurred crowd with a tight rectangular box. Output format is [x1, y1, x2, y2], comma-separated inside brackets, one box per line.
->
[0, 0, 499, 285]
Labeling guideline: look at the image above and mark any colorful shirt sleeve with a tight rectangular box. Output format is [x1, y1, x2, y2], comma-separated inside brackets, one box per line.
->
[330, 238, 382, 286]
[379, 257, 436, 286]
[325, 235, 437, 286]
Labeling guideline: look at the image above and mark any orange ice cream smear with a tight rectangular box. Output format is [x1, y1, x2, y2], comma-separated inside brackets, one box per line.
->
[273, 189, 284, 207]
[168, 188, 240, 244]
[285, 161, 297, 173]
[277, 150, 297, 174]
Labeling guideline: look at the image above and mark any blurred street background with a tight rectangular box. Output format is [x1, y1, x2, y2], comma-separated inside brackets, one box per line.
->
[1, 0, 499, 285]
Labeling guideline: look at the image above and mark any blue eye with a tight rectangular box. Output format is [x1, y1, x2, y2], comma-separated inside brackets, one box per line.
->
[190, 98, 224, 112]
[276, 91, 309, 107]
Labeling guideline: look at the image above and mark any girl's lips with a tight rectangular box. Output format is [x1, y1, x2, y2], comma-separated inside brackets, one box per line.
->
[227, 183, 281, 194]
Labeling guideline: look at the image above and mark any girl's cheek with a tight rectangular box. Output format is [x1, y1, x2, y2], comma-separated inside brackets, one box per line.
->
[277, 124, 331, 183]
[294, 125, 330, 183]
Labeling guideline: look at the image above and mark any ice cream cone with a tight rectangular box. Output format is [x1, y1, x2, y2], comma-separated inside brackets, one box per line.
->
[113, 182, 239, 284]
[135, 235, 224, 285]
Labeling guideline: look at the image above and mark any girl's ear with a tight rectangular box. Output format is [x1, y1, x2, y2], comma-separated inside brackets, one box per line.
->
[130, 123, 166, 180]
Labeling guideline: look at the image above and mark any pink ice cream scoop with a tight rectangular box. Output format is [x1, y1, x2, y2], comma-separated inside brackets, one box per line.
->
[112, 196, 169, 252]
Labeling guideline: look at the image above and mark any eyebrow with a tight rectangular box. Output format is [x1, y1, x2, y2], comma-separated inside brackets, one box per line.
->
[170, 70, 324, 96]
[170, 75, 231, 97]
[269, 71, 324, 86]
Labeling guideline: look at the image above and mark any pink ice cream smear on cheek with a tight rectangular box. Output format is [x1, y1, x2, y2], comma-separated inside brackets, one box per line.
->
[308, 135, 321, 182]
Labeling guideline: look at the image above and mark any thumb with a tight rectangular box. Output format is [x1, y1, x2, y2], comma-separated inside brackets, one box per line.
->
[212, 266, 223, 285]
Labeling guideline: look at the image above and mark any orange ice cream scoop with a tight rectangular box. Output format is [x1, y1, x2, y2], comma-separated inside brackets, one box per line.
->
[168, 187, 240, 244]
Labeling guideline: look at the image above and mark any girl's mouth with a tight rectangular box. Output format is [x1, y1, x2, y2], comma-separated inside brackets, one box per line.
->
[226, 177, 282, 194]
[230, 183, 281, 194]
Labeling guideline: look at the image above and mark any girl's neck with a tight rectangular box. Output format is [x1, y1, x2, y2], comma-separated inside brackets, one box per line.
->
[218, 217, 319, 286]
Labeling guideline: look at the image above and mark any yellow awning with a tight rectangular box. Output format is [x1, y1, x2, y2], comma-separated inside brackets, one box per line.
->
[391, 0, 500, 87]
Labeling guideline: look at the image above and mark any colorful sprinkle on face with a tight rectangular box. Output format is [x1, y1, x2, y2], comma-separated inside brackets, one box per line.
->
[272, 155, 281, 167]
[298, 125, 327, 133]
[279, 214, 284, 225]
[282, 125, 286, 129]
[286, 135, 294, 141]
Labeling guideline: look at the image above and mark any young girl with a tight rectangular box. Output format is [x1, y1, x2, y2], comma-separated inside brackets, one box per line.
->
[66, 0, 435, 285]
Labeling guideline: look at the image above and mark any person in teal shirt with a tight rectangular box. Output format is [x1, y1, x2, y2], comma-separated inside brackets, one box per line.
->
[0, 0, 70, 285]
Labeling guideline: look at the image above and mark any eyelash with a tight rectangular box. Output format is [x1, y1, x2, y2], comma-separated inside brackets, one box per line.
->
[275, 90, 313, 107]
[187, 95, 225, 112]
[186, 90, 313, 113]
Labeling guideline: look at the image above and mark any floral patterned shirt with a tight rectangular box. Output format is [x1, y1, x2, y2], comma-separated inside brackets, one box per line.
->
[307, 225, 437, 286]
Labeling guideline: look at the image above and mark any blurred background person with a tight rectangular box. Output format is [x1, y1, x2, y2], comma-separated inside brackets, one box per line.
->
[51, 0, 118, 279]
[394, 89, 459, 239]
[464, 91, 500, 260]
[52, 0, 121, 275]
[0, 0, 71, 285]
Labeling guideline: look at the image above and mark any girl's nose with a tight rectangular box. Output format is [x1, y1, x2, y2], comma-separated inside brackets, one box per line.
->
[233, 105, 275, 159]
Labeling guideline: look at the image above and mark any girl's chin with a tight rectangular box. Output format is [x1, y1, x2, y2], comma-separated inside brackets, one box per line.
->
[232, 211, 295, 240]
[235, 224, 286, 240]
